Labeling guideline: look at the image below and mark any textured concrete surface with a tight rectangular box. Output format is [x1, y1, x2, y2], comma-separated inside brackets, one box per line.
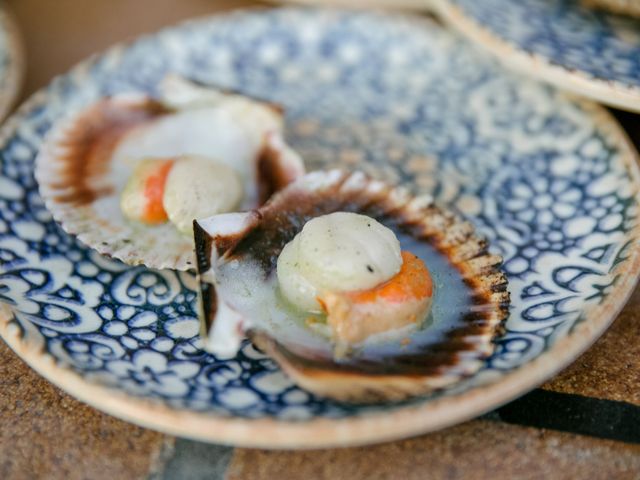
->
[0, 340, 174, 480]
[543, 286, 640, 406]
[161, 440, 233, 480]
[227, 419, 640, 480]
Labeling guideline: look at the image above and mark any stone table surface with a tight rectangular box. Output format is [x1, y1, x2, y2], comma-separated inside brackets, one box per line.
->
[1, 1, 639, 479]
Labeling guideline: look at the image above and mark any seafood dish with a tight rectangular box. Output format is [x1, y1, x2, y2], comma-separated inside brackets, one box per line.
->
[35, 75, 509, 404]
[35, 75, 509, 403]
[194, 170, 509, 402]
[35, 74, 304, 270]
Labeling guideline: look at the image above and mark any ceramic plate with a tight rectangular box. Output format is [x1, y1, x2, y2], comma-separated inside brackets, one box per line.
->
[0, 5, 24, 121]
[435, 0, 640, 113]
[1, 7, 639, 448]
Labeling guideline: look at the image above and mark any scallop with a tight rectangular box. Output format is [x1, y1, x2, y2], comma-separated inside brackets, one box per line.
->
[194, 170, 510, 402]
[277, 212, 403, 313]
[35, 75, 305, 270]
[162, 156, 244, 236]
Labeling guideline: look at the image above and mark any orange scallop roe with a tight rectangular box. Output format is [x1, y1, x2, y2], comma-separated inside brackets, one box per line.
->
[142, 159, 174, 223]
[346, 251, 433, 304]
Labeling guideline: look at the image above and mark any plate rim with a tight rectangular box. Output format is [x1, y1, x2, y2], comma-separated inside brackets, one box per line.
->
[434, 0, 640, 113]
[1, 7, 640, 448]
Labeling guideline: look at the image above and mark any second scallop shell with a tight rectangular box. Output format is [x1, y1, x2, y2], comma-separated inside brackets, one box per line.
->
[35, 75, 305, 270]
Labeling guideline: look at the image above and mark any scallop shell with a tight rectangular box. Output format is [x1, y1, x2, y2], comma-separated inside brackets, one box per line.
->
[35, 77, 305, 271]
[194, 170, 510, 403]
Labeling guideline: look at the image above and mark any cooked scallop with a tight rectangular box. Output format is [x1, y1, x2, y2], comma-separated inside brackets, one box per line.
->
[194, 170, 510, 402]
[163, 156, 243, 235]
[277, 212, 403, 312]
[276, 212, 433, 352]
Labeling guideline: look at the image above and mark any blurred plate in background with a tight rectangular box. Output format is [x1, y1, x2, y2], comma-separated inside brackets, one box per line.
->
[435, 0, 640, 113]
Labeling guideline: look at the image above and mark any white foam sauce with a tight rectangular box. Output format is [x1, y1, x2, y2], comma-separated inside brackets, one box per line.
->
[216, 258, 332, 355]
[211, 232, 475, 361]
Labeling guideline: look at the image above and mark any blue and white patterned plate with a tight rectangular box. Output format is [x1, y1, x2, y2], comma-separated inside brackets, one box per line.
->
[1, 7, 639, 448]
[435, 0, 640, 113]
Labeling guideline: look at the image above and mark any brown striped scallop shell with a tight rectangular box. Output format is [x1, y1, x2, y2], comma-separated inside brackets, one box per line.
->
[194, 170, 510, 403]
[35, 78, 304, 271]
